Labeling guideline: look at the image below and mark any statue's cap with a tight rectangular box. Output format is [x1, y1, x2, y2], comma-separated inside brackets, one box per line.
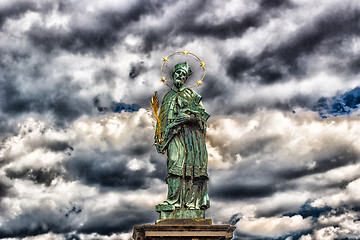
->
[173, 62, 192, 77]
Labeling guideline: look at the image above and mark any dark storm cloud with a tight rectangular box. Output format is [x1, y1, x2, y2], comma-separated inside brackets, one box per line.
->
[0, 202, 155, 237]
[0, 116, 16, 137]
[137, 1, 212, 53]
[0, 75, 29, 114]
[224, 90, 348, 116]
[65, 150, 163, 189]
[234, 229, 313, 240]
[177, 0, 292, 39]
[283, 200, 332, 219]
[278, 147, 359, 180]
[0, 178, 12, 198]
[65, 234, 80, 240]
[209, 144, 359, 203]
[0, 207, 72, 238]
[78, 207, 156, 235]
[209, 160, 290, 200]
[277, 230, 314, 240]
[66, 155, 146, 189]
[22, 132, 73, 152]
[227, 6, 360, 84]
[226, 54, 253, 81]
[207, 90, 318, 116]
[0, 47, 31, 73]
[0, 109, 162, 238]
[62, 203, 82, 218]
[283, 206, 360, 239]
[140, 0, 293, 53]
[44, 140, 73, 152]
[93, 68, 117, 88]
[198, 74, 229, 100]
[27, 1, 162, 54]
[129, 62, 147, 79]
[210, 180, 284, 200]
[179, 12, 261, 40]
[92, 95, 113, 113]
[5, 166, 65, 187]
[148, 152, 167, 179]
[260, 94, 318, 113]
[0, 1, 37, 29]
[254, 206, 294, 219]
[273, 90, 354, 114]
[349, 55, 360, 74]
[239, 135, 280, 158]
[259, 0, 293, 9]
[320, 177, 358, 191]
[0, 75, 93, 126]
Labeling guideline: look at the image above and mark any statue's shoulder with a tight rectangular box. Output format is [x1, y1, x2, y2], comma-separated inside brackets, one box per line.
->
[182, 88, 201, 98]
[183, 87, 196, 94]
[163, 89, 175, 99]
[161, 90, 176, 107]
[182, 88, 202, 104]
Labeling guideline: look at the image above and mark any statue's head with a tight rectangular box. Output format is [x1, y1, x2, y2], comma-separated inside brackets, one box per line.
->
[172, 62, 192, 88]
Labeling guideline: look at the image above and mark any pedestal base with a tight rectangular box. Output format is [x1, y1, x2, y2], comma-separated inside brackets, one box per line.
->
[159, 209, 205, 220]
[133, 219, 235, 240]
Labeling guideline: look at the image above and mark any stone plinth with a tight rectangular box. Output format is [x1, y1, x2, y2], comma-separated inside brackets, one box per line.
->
[133, 219, 235, 240]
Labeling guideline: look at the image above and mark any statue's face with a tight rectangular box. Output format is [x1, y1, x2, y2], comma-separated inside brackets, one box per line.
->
[173, 69, 187, 88]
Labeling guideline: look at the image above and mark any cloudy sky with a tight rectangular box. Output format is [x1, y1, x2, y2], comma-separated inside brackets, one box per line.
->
[1, 0, 360, 239]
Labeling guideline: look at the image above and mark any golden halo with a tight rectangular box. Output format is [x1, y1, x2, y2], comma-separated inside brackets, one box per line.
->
[160, 50, 206, 89]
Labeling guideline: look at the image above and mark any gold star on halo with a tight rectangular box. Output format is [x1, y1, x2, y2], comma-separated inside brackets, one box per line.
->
[200, 61, 206, 67]
[183, 50, 189, 55]
[162, 57, 168, 62]
[197, 80, 203, 86]
[161, 77, 166, 83]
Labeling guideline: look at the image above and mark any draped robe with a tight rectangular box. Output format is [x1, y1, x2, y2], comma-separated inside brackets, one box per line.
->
[155, 86, 210, 209]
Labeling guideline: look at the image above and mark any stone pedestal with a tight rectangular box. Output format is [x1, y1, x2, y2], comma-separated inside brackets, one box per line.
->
[133, 219, 236, 240]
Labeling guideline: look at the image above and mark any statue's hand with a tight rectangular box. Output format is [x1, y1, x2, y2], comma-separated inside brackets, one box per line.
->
[173, 111, 193, 125]
[165, 112, 196, 136]
[154, 141, 165, 154]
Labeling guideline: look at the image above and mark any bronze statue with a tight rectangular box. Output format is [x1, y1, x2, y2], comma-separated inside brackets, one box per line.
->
[135, 52, 237, 239]
[151, 53, 210, 218]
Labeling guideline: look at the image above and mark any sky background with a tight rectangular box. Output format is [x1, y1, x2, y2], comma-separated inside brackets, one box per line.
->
[1, 0, 360, 239]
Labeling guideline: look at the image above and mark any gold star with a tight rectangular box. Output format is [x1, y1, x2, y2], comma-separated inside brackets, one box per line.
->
[200, 61, 206, 67]
[161, 77, 166, 83]
[162, 57, 168, 62]
[183, 50, 189, 55]
[197, 80, 203, 86]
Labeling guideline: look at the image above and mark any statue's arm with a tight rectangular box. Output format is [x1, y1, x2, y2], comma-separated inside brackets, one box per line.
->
[154, 123, 164, 153]
[155, 111, 192, 153]
[156, 90, 210, 153]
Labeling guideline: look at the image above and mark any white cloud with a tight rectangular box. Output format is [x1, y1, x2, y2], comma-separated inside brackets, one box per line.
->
[236, 215, 312, 237]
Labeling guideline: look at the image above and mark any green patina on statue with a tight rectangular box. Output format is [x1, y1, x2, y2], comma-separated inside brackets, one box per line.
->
[153, 62, 210, 220]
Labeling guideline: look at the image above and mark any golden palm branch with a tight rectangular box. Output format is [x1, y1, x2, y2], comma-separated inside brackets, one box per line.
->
[150, 91, 162, 142]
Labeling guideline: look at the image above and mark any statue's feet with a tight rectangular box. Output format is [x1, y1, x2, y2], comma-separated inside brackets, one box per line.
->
[200, 205, 208, 210]
[185, 204, 196, 210]
[158, 200, 181, 208]
[155, 201, 176, 212]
